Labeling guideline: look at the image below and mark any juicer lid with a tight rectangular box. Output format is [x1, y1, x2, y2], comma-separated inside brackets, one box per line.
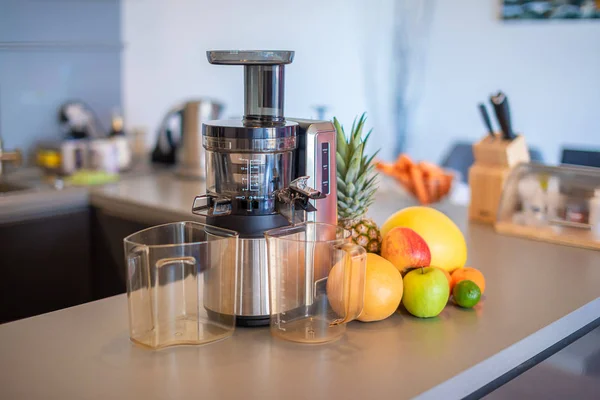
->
[206, 50, 295, 125]
[207, 50, 294, 65]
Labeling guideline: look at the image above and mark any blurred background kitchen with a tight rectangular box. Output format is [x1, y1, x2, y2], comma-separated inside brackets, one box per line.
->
[1, 0, 599, 173]
[1, 1, 600, 397]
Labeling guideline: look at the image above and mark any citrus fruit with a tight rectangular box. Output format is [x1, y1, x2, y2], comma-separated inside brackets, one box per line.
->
[326, 257, 364, 320]
[402, 267, 449, 318]
[451, 267, 486, 294]
[433, 266, 452, 295]
[452, 280, 481, 308]
[357, 253, 403, 322]
[381, 206, 467, 273]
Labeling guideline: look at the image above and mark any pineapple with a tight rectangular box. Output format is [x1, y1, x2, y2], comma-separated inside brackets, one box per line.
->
[334, 113, 382, 254]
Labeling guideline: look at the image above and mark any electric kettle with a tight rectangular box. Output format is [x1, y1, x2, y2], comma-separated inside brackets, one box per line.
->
[151, 99, 224, 179]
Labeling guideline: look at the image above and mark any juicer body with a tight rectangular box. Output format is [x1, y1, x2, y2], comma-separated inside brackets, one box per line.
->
[192, 51, 337, 326]
[210, 120, 337, 325]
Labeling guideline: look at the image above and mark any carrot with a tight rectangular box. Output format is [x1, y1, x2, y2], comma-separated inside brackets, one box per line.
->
[438, 174, 453, 197]
[375, 162, 396, 176]
[395, 171, 413, 194]
[427, 176, 441, 203]
[409, 165, 430, 204]
[418, 161, 444, 179]
[395, 154, 414, 173]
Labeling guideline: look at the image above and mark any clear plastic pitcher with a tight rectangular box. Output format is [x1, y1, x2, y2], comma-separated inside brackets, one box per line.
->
[124, 222, 238, 349]
[265, 222, 366, 344]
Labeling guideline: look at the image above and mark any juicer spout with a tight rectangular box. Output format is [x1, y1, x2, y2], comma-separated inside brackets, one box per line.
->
[276, 176, 326, 224]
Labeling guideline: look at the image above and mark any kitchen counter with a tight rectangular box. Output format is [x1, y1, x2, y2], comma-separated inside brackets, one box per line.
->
[1, 172, 600, 399]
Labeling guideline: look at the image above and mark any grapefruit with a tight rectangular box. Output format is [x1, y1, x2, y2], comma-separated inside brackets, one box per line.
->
[357, 254, 403, 322]
[381, 206, 467, 273]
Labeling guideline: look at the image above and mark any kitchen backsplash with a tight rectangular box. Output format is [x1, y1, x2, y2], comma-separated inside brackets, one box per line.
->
[0, 0, 122, 164]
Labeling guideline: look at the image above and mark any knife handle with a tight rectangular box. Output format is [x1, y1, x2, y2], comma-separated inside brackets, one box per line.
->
[490, 92, 515, 140]
[478, 103, 495, 138]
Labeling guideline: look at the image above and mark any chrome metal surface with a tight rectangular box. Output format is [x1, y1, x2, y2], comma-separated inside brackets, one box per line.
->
[203, 120, 297, 142]
[237, 238, 269, 316]
[289, 119, 338, 225]
[191, 194, 232, 216]
[175, 100, 223, 179]
[203, 135, 297, 153]
[204, 237, 270, 318]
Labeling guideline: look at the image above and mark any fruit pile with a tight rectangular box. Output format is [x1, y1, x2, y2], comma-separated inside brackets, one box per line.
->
[376, 154, 454, 205]
[332, 114, 485, 323]
[339, 206, 486, 322]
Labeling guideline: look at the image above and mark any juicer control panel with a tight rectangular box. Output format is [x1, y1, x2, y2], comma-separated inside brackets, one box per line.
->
[288, 118, 338, 225]
[321, 142, 330, 195]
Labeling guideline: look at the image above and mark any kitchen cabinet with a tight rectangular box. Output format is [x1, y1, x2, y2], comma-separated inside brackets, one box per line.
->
[90, 207, 179, 301]
[0, 208, 92, 324]
[90, 207, 150, 300]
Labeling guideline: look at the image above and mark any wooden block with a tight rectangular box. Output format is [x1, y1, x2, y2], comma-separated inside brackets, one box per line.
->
[472, 134, 530, 168]
[468, 164, 510, 224]
[469, 133, 532, 224]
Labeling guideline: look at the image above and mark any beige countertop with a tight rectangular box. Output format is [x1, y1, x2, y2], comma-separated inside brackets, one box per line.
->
[1, 171, 600, 399]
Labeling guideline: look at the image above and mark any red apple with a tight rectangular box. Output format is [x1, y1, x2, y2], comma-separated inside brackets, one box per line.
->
[381, 227, 431, 274]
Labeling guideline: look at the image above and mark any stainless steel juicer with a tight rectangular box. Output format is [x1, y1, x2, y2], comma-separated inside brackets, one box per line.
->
[192, 50, 337, 326]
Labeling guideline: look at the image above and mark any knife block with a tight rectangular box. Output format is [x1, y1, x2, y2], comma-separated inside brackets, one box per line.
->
[468, 133, 530, 224]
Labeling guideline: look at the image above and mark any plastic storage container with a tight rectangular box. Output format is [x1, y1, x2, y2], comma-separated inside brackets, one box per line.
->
[265, 222, 366, 344]
[124, 222, 238, 349]
[496, 163, 600, 250]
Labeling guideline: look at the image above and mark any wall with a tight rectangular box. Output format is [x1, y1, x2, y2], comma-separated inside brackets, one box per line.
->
[0, 0, 122, 161]
[408, 0, 600, 164]
[122, 0, 395, 157]
[123, 0, 600, 165]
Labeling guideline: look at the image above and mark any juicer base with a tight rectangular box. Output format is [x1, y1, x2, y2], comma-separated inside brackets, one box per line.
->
[205, 308, 270, 328]
[235, 315, 270, 327]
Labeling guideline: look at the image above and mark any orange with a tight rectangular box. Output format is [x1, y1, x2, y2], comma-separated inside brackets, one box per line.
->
[433, 266, 452, 291]
[327, 253, 403, 322]
[451, 267, 485, 294]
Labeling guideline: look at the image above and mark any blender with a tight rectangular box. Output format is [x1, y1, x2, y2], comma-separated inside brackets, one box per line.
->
[192, 50, 337, 326]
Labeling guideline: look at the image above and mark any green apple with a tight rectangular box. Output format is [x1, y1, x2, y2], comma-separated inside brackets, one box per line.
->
[402, 267, 449, 318]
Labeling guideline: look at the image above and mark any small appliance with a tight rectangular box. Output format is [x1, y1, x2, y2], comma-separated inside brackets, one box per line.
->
[192, 50, 337, 326]
[151, 99, 223, 179]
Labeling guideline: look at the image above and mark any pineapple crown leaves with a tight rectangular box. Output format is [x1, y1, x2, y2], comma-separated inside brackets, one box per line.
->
[333, 113, 380, 220]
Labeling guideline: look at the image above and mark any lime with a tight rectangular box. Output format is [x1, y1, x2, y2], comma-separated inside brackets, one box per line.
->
[452, 280, 481, 308]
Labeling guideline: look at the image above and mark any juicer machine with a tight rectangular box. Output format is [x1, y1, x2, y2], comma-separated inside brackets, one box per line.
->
[192, 50, 337, 326]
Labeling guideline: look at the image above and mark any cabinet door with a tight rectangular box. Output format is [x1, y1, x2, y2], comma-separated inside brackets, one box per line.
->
[0, 209, 92, 324]
[90, 207, 151, 301]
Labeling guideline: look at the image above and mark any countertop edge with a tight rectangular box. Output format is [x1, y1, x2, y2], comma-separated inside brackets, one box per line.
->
[416, 298, 600, 399]
[89, 190, 198, 225]
[0, 188, 89, 224]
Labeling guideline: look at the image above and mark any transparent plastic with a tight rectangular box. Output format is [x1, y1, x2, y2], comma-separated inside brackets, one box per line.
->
[265, 222, 366, 344]
[496, 163, 600, 249]
[124, 222, 238, 349]
[205, 150, 293, 214]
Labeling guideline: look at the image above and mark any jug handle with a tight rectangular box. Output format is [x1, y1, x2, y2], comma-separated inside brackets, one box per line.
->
[331, 243, 367, 325]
